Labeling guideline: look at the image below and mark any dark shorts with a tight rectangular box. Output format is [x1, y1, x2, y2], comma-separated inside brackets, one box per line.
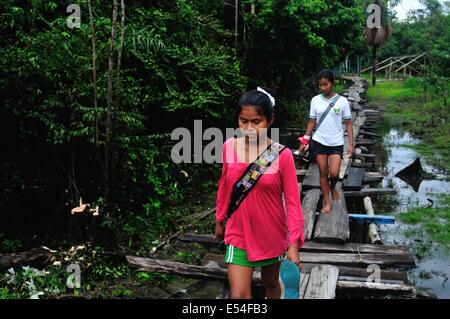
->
[311, 140, 344, 160]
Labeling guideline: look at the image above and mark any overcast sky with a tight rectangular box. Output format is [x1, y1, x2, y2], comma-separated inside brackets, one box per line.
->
[393, 0, 448, 20]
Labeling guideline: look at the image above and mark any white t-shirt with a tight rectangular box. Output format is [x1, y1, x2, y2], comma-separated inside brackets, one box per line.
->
[309, 94, 352, 146]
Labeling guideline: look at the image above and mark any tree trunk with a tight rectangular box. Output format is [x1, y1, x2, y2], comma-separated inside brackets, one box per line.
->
[105, 0, 118, 217]
[234, 0, 238, 48]
[111, 0, 126, 196]
[372, 44, 377, 86]
[0, 247, 53, 270]
[87, 0, 103, 171]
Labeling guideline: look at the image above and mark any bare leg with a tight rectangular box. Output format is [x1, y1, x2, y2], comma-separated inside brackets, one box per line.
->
[329, 154, 341, 201]
[261, 262, 281, 299]
[316, 154, 331, 213]
[228, 264, 254, 299]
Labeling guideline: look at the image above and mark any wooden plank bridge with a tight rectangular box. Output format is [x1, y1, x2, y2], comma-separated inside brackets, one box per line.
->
[126, 76, 429, 299]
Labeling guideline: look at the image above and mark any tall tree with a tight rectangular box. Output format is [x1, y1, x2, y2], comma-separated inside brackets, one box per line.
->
[363, 0, 398, 85]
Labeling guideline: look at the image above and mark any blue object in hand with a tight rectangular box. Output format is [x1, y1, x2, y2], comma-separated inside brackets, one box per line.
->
[280, 260, 301, 299]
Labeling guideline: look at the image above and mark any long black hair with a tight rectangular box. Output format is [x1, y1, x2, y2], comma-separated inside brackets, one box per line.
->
[237, 87, 276, 122]
[318, 69, 335, 84]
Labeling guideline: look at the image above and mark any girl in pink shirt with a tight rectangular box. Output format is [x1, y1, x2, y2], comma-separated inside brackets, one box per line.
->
[215, 87, 305, 299]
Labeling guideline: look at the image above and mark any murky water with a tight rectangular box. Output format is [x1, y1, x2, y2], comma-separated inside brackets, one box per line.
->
[373, 127, 450, 298]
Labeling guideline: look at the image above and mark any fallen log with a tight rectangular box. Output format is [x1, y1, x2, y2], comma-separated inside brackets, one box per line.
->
[0, 247, 53, 270]
[126, 256, 234, 283]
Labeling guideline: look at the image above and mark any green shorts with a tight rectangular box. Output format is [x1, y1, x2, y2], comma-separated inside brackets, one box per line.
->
[224, 244, 283, 267]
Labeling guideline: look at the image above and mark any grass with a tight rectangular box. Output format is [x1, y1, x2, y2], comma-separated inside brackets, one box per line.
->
[366, 77, 450, 171]
[367, 79, 421, 100]
[398, 195, 450, 251]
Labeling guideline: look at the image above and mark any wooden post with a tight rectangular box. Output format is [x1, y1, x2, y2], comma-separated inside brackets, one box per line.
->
[364, 197, 382, 245]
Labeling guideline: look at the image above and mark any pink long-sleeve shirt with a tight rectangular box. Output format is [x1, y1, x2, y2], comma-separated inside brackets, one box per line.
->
[216, 138, 305, 262]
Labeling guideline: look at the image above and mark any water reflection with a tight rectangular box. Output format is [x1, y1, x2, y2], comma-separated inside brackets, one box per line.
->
[376, 128, 450, 298]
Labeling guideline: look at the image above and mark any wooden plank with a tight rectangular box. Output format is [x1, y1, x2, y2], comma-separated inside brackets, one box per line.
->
[354, 153, 376, 159]
[296, 169, 308, 176]
[302, 189, 321, 240]
[303, 265, 339, 299]
[340, 114, 365, 179]
[363, 176, 383, 183]
[359, 130, 381, 138]
[355, 139, 377, 146]
[202, 251, 416, 269]
[351, 162, 373, 168]
[348, 214, 395, 225]
[343, 167, 365, 191]
[344, 188, 396, 197]
[360, 125, 378, 131]
[302, 164, 320, 189]
[299, 169, 382, 183]
[336, 281, 416, 297]
[358, 146, 370, 153]
[184, 234, 411, 255]
[299, 273, 310, 299]
[300, 263, 408, 283]
[201, 254, 410, 283]
[128, 259, 415, 292]
[127, 256, 233, 282]
[300, 252, 415, 268]
[337, 276, 404, 285]
[313, 183, 349, 243]
[300, 242, 410, 255]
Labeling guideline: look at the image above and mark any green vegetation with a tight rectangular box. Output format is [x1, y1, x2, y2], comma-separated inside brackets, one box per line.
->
[398, 195, 450, 253]
[1, 0, 449, 299]
[0, 0, 365, 254]
[364, 1, 450, 170]
[367, 77, 450, 170]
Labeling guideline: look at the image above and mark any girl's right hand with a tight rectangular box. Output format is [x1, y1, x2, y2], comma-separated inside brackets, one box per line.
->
[215, 222, 225, 240]
[299, 144, 306, 155]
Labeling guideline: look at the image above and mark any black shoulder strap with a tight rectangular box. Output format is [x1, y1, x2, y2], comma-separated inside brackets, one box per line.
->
[226, 143, 286, 220]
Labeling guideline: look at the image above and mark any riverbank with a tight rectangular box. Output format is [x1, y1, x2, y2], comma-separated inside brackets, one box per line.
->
[366, 77, 450, 298]
[367, 77, 450, 172]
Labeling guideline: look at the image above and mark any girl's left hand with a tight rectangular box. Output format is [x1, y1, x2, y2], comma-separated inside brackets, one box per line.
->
[347, 145, 354, 158]
[286, 244, 301, 270]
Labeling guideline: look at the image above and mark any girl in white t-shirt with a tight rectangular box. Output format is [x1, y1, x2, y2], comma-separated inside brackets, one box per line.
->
[298, 70, 354, 213]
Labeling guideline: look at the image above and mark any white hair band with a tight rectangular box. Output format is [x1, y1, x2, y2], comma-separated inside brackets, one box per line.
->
[257, 87, 276, 108]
